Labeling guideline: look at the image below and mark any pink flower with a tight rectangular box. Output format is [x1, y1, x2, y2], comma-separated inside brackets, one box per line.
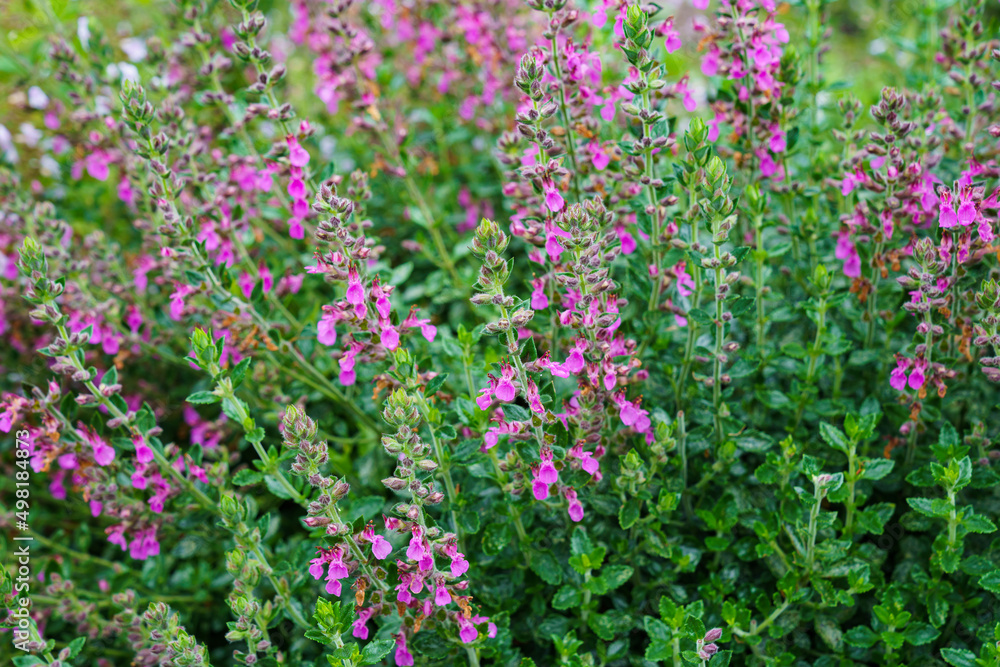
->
[317, 311, 338, 346]
[457, 616, 479, 644]
[570, 444, 600, 476]
[287, 136, 310, 167]
[476, 375, 498, 410]
[85, 150, 111, 181]
[589, 141, 610, 171]
[381, 323, 400, 351]
[238, 272, 256, 299]
[449, 550, 469, 577]
[169, 284, 195, 321]
[339, 342, 362, 386]
[395, 634, 415, 666]
[537, 450, 558, 484]
[834, 230, 861, 278]
[614, 393, 651, 433]
[308, 547, 349, 596]
[435, 585, 451, 606]
[352, 607, 374, 640]
[908, 359, 926, 390]
[938, 190, 958, 228]
[84, 428, 115, 466]
[841, 167, 864, 196]
[288, 175, 307, 199]
[133, 434, 154, 464]
[346, 266, 367, 316]
[769, 126, 787, 153]
[373, 281, 392, 319]
[526, 379, 544, 415]
[675, 262, 695, 297]
[890, 357, 909, 392]
[530, 278, 549, 310]
[542, 177, 564, 212]
[676, 77, 697, 112]
[367, 533, 390, 559]
[494, 364, 517, 402]
[663, 22, 681, 53]
[406, 528, 426, 561]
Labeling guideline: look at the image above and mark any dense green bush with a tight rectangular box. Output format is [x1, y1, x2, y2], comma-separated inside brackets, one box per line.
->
[2, 0, 1000, 665]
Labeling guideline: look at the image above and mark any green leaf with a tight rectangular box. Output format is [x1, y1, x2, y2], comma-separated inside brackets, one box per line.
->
[570, 527, 593, 557]
[688, 308, 714, 325]
[602, 565, 633, 591]
[881, 630, 905, 650]
[705, 536, 731, 551]
[978, 570, 1000, 594]
[855, 503, 895, 536]
[425, 373, 449, 396]
[940, 648, 978, 667]
[955, 456, 973, 491]
[452, 439, 483, 464]
[482, 522, 511, 556]
[907, 497, 951, 518]
[903, 622, 940, 646]
[264, 475, 295, 500]
[819, 422, 851, 454]
[962, 513, 997, 534]
[360, 639, 395, 664]
[232, 469, 263, 486]
[644, 617, 673, 660]
[529, 551, 563, 586]
[710, 651, 732, 667]
[859, 458, 895, 480]
[844, 626, 879, 648]
[619, 497, 641, 529]
[435, 424, 457, 441]
[229, 357, 252, 388]
[683, 614, 706, 640]
[504, 404, 530, 422]
[456, 510, 481, 535]
[12, 657, 45, 667]
[186, 390, 219, 404]
[729, 296, 754, 317]
[815, 616, 843, 651]
[552, 585, 582, 610]
[588, 613, 616, 641]
[66, 636, 86, 658]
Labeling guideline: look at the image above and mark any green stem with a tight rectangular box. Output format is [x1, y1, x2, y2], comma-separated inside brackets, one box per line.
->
[844, 441, 858, 537]
[712, 253, 724, 447]
[643, 84, 662, 312]
[547, 12, 582, 203]
[678, 411, 693, 520]
[754, 214, 767, 359]
[805, 486, 823, 573]
[416, 393, 464, 552]
[864, 239, 885, 348]
[792, 295, 828, 431]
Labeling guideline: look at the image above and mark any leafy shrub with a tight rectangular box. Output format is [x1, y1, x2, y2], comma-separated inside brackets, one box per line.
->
[1, 0, 1000, 666]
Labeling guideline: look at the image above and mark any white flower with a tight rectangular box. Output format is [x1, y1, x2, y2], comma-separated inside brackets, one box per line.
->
[77, 17, 91, 50]
[120, 37, 148, 62]
[27, 86, 49, 110]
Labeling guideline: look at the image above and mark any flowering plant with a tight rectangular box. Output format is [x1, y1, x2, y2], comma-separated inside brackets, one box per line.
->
[2, 0, 1000, 665]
